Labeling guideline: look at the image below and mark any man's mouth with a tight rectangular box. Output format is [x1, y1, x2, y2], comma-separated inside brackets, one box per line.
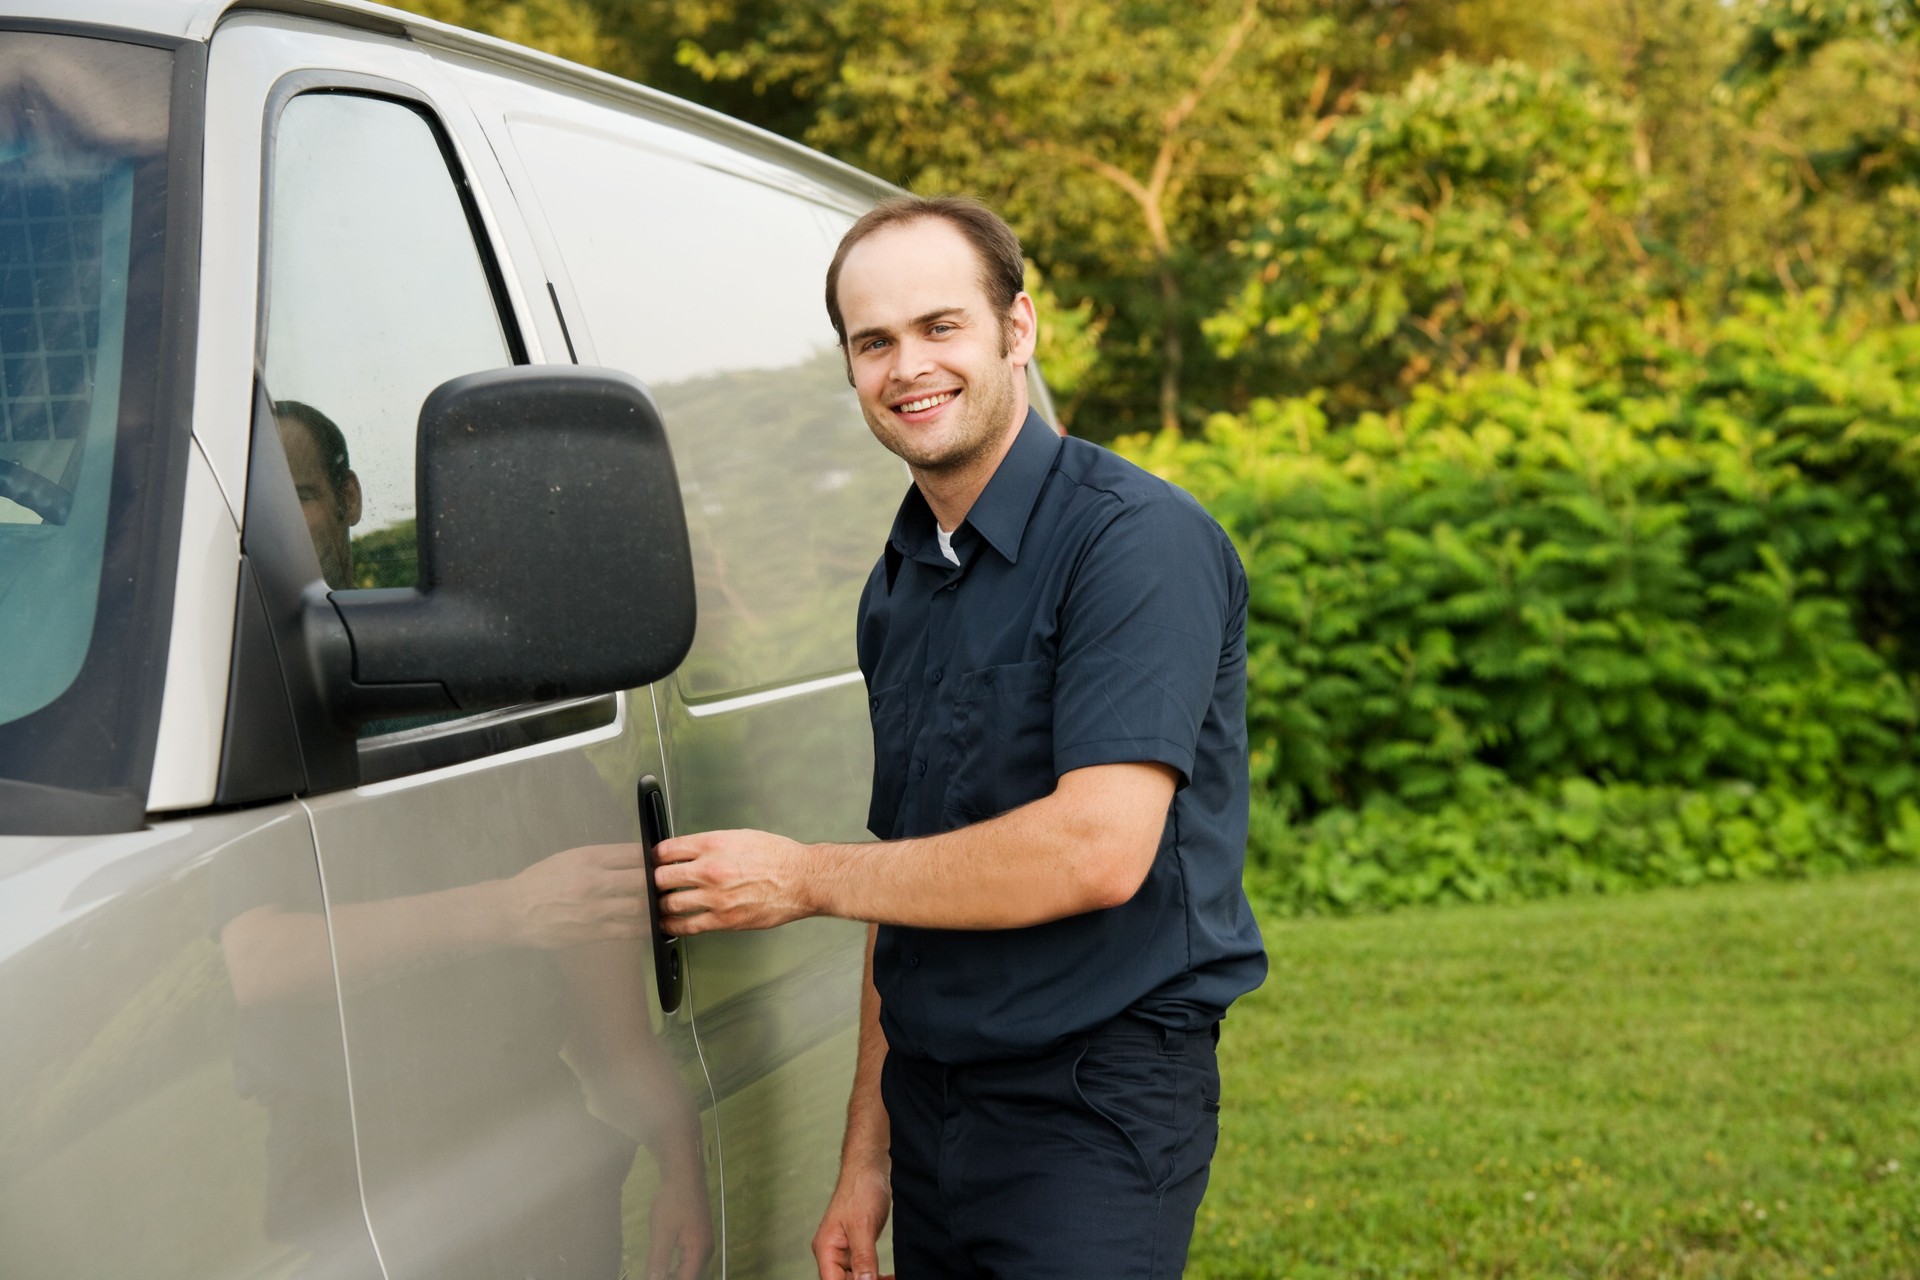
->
[893, 390, 958, 415]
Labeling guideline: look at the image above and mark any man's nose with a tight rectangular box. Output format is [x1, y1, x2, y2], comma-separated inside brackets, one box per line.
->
[890, 334, 938, 382]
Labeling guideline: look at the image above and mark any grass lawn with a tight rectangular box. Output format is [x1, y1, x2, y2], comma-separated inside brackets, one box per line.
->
[1192, 868, 1920, 1278]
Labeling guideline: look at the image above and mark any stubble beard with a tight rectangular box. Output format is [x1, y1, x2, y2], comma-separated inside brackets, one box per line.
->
[866, 364, 1019, 480]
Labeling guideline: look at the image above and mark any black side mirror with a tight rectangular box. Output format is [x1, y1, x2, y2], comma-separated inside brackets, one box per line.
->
[307, 366, 696, 723]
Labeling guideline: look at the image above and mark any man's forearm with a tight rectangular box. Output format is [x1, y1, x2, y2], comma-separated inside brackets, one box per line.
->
[806, 787, 1140, 928]
[656, 760, 1177, 934]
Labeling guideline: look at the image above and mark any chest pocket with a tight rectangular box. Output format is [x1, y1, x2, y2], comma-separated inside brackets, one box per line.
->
[866, 680, 912, 838]
[944, 657, 1056, 821]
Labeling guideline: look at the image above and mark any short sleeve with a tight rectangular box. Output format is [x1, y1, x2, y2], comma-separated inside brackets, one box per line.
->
[1050, 491, 1237, 786]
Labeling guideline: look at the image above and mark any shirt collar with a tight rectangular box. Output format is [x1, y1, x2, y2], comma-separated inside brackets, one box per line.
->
[965, 408, 1062, 564]
[884, 409, 1062, 587]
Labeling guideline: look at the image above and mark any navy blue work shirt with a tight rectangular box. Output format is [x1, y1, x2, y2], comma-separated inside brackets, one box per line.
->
[857, 409, 1268, 1065]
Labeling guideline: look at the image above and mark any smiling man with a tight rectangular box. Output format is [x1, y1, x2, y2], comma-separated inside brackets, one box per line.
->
[652, 195, 1267, 1279]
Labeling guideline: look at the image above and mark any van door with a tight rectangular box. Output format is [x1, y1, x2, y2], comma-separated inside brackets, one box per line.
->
[446, 65, 903, 1275]
[207, 16, 719, 1279]
[0, 27, 373, 1276]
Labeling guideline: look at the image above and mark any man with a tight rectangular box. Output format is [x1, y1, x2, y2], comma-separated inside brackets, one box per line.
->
[274, 398, 360, 589]
[652, 195, 1266, 1278]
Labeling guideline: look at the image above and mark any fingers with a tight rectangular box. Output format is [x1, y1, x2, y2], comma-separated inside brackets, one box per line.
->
[810, 1222, 848, 1280]
[846, 1231, 883, 1280]
[812, 1211, 884, 1280]
[676, 1239, 707, 1280]
[651, 833, 713, 864]
[642, 1226, 674, 1280]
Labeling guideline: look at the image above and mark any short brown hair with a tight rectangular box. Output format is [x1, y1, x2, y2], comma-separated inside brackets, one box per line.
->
[273, 399, 352, 498]
[824, 194, 1026, 346]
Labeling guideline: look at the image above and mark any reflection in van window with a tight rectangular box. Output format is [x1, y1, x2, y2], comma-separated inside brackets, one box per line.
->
[511, 120, 906, 699]
[263, 93, 515, 592]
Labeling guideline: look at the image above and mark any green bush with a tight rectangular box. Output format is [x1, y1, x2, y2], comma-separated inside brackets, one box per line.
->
[1121, 297, 1920, 888]
[1247, 776, 1920, 918]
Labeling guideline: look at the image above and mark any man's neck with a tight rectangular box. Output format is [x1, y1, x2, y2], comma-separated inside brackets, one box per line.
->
[912, 411, 1027, 532]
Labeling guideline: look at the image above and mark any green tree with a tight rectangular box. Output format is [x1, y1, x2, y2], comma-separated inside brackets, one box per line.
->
[1724, 0, 1920, 319]
[1208, 59, 1673, 419]
[633, 0, 1440, 436]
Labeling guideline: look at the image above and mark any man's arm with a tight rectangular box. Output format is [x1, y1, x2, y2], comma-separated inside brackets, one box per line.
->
[811, 926, 892, 1280]
[651, 761, 1175, 935]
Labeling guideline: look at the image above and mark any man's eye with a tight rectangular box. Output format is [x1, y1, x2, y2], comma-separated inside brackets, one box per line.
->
[929, 323, 954, 335]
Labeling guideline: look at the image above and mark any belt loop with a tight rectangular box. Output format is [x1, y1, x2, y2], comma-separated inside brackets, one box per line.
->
[1159, 1025, 1180, 1056]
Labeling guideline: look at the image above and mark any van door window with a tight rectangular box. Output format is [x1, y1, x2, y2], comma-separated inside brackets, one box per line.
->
[261, 92, 517, 596]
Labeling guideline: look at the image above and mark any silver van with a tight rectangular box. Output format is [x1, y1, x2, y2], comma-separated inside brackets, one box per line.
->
[0, 1, 1016, 1274]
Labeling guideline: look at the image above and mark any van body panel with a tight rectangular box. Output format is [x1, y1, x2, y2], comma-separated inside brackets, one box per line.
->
[0, 0, 206, 38]
[301, 696, 722, 1280]
[0, 807, 375, 1276]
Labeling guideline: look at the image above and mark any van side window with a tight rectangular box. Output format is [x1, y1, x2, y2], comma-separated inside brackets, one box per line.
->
[261, 93, 517, 598]
[509, 121, 906, 700]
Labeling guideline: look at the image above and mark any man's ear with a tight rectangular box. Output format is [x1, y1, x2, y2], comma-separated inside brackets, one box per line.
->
[341, 469, 363, 528]
[1005, 291, 1039, 368]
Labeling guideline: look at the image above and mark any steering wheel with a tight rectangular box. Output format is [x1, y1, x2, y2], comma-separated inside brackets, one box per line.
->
[0, 458, 73, 524]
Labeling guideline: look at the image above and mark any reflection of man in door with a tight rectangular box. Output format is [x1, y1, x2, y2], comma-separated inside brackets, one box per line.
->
[275, 399, 361, 589]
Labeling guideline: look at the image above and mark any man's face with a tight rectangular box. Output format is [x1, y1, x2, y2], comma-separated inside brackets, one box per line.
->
[279, 417, 361, 590]
[836, 218, 1037, 479]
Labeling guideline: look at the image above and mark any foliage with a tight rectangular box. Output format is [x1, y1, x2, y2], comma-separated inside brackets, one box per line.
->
[1247, 775, 1920, 918]
[1195, 870, 1920, 1277]
[391, 0, 1920, 436]
[1208, 58, 1672, 417]
[1123, 297, 1920, 827]
[599, 0, 1446, 435]
[1724, 0, 1920, 319]
[350, 518, 416, 590]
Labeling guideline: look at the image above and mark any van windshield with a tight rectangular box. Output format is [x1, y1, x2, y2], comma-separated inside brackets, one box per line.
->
[0, 31, 179, 831]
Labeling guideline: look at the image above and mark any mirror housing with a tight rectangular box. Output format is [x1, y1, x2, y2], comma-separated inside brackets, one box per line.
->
[306, 366, 696, 724]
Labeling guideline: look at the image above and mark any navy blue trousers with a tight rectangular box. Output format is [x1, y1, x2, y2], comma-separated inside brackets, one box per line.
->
[881, 1018, 1221, 1279]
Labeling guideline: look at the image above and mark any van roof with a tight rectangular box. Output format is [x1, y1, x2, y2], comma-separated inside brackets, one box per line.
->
[24, 0, 894, 208]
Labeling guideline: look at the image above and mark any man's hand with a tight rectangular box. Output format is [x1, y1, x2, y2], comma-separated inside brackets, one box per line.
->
[643, 1172, 714, 1280]
[651, 829, 819, 935]
[499, 843, 653, 948]
[810, 1159, 893, 1280]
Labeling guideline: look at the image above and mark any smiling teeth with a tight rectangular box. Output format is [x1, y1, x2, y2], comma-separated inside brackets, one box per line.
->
[898, 392, 956, 413]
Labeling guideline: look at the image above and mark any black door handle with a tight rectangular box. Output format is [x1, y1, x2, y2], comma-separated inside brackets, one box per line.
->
[638, 776, 683, 1014]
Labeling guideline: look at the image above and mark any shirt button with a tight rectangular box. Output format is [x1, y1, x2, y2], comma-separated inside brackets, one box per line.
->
[908, 953, 921, 968]
[930, 669, 943, 683]
[915, 760, 928, 777]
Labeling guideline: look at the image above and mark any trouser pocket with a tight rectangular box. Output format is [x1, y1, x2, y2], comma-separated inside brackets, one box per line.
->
[1070, 1032, 1219, 1195]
